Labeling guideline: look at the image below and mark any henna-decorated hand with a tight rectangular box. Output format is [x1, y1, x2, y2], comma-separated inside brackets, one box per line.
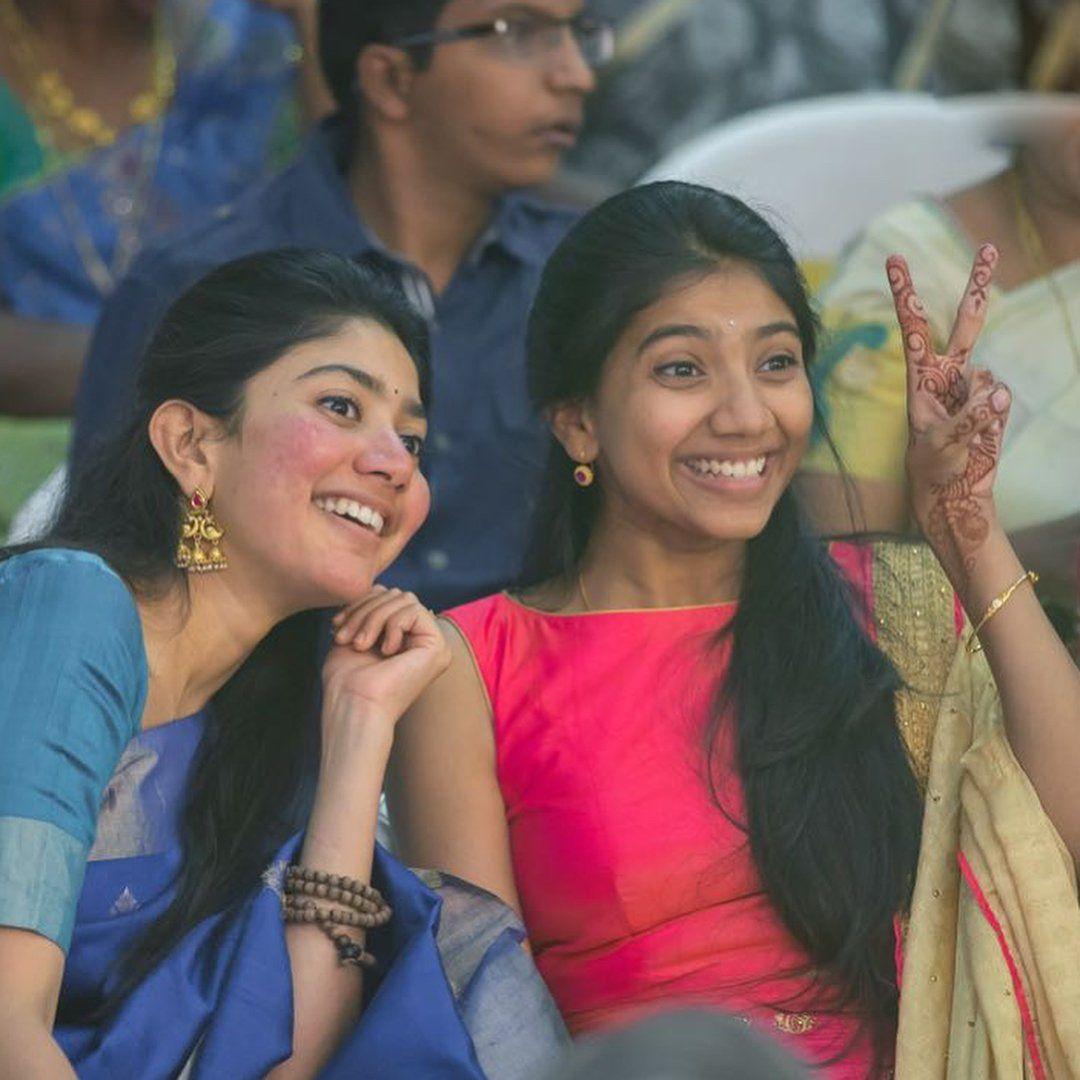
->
[887, 244, 1012, 581]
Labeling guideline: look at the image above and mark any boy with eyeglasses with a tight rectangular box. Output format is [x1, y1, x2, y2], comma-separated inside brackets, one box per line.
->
[71, 0, 611, 611]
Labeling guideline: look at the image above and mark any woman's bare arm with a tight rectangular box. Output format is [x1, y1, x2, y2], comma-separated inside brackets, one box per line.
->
[387, 619, 524, 918]
[0, 929, 76, 1080]
[889, 246, 1080, 860]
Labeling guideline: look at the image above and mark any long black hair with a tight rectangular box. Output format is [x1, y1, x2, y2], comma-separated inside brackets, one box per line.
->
[5, 248, 430, 1007]
[521, 182, 922, 1049]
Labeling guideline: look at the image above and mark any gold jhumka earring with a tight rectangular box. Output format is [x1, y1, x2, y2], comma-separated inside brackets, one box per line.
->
[175, 488, 227, 572]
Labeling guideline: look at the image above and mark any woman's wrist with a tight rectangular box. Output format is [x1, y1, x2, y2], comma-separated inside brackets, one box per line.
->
[304, 715, 390, 880]
[917, 494, 1002, 590]
[319, 705, 394, 776]
[943, 517, 1028, 623]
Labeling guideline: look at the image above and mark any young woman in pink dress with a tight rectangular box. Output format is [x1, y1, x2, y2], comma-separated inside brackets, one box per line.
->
[383, 182, 1080, 1077]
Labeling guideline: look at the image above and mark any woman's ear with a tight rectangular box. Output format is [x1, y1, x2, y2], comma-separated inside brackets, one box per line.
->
[147, 400, 226, 499]
[548, 399, 599, 464]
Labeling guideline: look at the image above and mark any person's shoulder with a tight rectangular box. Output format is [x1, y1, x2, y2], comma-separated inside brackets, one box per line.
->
[441, 591, 512, 631]
[0, 548, 147, 722]
[0, 548, 140, 636]
[126, 182, 286, 284]
[2, 546, 125, 590]
[841, 197, 966, 268]
[173, 0, 296, 78]
[822, 197, 967, 314]
[121, 145, 324, 294]
[503, 191, 581, 255]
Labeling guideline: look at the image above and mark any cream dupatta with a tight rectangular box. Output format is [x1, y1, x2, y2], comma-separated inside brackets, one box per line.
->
[869, 541, 1080, 1078]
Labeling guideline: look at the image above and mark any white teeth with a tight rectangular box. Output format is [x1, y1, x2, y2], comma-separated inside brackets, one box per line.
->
[314, 496, 386, 535]
[688, 455, 766, 479]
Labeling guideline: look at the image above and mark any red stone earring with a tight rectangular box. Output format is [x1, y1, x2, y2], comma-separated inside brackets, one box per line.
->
[572, 462, 595, 487]
[175, 487, 227, 572]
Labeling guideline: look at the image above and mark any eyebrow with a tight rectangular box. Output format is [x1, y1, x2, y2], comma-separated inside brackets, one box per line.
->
[754, 320, 801, 340]
[296, 363, 426, 420]
[636, 319, 801, 355]
[636, 324, 711, 355]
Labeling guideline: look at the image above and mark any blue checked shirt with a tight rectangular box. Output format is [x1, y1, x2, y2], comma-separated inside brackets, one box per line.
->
[72, 117, 578, 611]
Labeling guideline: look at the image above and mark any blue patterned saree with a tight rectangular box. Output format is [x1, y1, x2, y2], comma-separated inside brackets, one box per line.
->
[0, 551, 566, 1079]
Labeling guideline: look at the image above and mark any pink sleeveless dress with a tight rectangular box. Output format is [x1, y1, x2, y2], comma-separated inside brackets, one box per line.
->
[445, 574, 883, 1077]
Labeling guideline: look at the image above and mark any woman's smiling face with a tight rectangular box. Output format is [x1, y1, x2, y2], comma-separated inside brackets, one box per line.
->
[207, 318, 431, 610]
[577, 263, 815, 546]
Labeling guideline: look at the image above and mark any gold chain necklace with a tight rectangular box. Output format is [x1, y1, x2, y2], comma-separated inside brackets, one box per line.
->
[0, 0, 176, 152]
[1009, 167, 1080, 375]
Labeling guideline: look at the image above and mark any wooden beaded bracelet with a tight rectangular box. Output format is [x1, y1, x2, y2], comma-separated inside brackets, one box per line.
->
[285, 865, 385, 904]
[283, 896, 383, 929]
[285, 877, 391, 920]
[282, 864, 392, 968]
[282, 899, 377, 967]
[284, 867, 391, 917]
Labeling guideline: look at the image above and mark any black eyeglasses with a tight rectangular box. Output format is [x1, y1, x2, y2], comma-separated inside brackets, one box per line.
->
[390, 12, 616, 70]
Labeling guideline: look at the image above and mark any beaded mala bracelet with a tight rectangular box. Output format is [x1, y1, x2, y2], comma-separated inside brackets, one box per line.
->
[286, 877, 392, 921]
[285, 866, 388, 906]
[283, 895, 383, 929]
[282, 865, 392, 967]
[282, 899, 377, 967]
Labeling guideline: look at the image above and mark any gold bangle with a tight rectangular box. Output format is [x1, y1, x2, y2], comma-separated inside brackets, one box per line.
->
[965, 570, 1039, 655]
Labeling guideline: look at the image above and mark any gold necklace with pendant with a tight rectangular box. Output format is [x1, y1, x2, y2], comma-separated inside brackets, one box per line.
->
[0, 0, 176, 153]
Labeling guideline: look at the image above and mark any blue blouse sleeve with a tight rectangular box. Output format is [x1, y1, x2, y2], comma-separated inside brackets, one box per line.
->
[0, 549, 146, 951]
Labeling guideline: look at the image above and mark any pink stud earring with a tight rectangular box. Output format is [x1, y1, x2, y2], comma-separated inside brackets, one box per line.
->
[572, 463, 595, 487]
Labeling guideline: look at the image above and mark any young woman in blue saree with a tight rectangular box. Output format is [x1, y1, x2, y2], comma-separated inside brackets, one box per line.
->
[0, 249, 563, 1078]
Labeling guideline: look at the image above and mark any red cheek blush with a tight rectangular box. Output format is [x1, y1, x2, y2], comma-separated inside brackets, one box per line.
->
[256, 415, 345, 479]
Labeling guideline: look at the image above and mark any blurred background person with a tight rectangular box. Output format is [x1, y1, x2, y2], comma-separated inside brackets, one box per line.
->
[800, 92, 1079, 647]
[0, 0, 333, 535]
[68, 0, 608, 611]
[558, 0, 1027, 198]
[540, 1010, 811, 1080]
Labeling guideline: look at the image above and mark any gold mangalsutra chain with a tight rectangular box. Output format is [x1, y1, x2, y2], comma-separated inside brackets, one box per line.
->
[1009, 167, 1080, 375]
[0, 0, 176, 152]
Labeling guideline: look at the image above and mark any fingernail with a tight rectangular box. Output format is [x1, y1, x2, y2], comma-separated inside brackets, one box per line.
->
[991, 386, 1010, 410]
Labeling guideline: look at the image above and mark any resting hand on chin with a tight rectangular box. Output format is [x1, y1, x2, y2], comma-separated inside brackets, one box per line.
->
[321, 586, 451, 733]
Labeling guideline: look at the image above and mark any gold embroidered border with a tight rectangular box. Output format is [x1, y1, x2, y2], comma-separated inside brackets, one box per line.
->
[871, 541, 956, 790]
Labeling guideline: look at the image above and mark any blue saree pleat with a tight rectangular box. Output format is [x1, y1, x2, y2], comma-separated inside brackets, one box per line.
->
[50, 715, 497, 1078]
[58, 832, 493, 1078]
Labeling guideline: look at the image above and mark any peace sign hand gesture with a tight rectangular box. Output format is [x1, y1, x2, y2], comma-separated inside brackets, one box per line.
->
[887, 243, 1012, 582]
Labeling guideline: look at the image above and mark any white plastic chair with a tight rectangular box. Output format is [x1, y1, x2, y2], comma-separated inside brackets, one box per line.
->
[642, 91, 1076, 263]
